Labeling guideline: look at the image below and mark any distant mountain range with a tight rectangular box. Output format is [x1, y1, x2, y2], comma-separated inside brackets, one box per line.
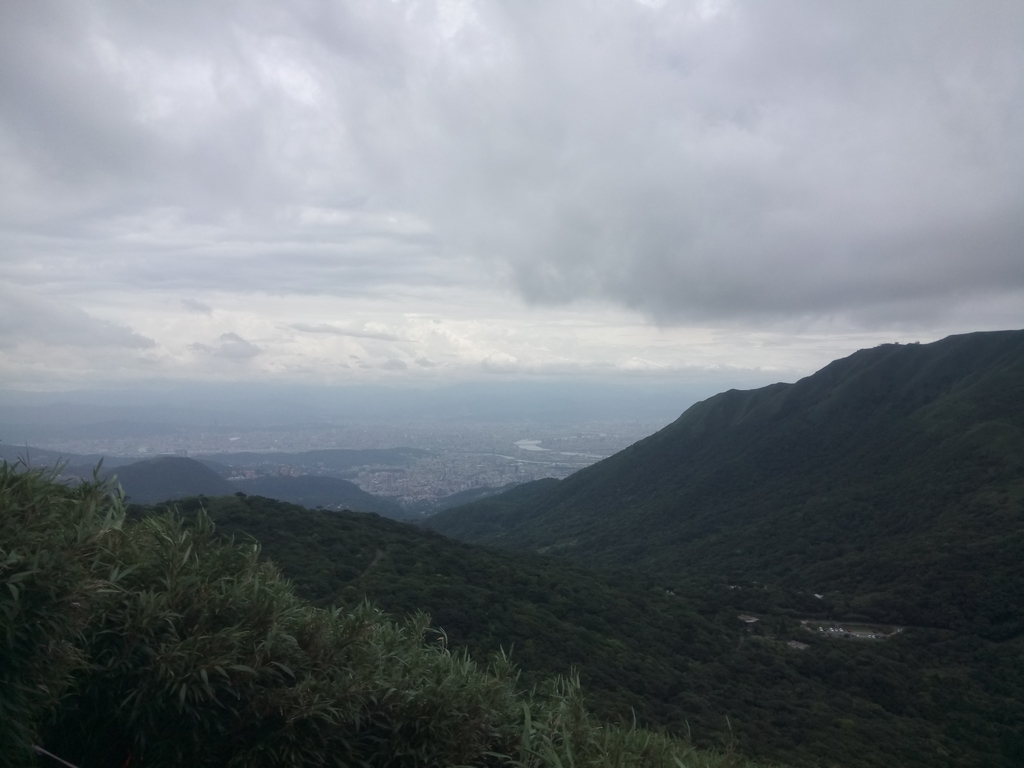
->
[0, 443, 516, 520]
[425, 330, 1024, 637]
[109, 456, 235, 503]
[0, 445, 419, 519]
[193, 447, 429, 473]
[0, 444, 140, 474]
[108, 456, 410, 518]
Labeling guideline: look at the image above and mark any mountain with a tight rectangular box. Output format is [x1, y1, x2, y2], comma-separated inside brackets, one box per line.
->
[406, 481, 523, 516]
[196, 447, 429, 474]
[0, 446, 412, 518]
[108, 456, 408, 517]
[109, 456, 236, 503]
[7, 468, 744, 768]
[424, 330, 1024, 637]
[0, 443, 139, 475]
[151, 492, 1024, 768]
[233, 474, 406, 518]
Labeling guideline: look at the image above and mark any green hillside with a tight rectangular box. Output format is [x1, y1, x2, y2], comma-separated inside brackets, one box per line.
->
[106, 456, 407, 517]
[10, 329, 1024, 766]
[110, 456, 236, 503]
[148, 492, 1023, 768]
[424, 330, 1024, 636]
[3, 466, 758, 768]
[231, 474, 407, 518]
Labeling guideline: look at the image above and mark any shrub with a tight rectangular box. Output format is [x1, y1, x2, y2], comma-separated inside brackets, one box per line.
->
[45, 510, 523, 767]
[0, 463, 125, 766]
[2, 464, 771, 768]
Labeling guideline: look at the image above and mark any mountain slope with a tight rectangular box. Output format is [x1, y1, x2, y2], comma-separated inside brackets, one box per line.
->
[110, 456, 407, 517]
[152, 492, 1024, 768]
[235, 474, 407, 518]
[110, 456, 235, 503]
[424, 330, 1024, 635]
[196, 447, 428, 473]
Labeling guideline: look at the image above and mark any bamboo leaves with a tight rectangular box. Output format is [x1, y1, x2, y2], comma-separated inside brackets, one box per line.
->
[3, 464, 769, 768]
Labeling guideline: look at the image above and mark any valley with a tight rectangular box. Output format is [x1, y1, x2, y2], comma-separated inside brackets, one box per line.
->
[5, 330, 1024, 767]
[1, 421, 658, 511]
[425, 330, 1024, 636]
[144, 493, 1024, 768]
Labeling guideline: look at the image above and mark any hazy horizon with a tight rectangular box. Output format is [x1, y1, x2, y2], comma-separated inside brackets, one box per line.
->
[0, 374, 750, 452]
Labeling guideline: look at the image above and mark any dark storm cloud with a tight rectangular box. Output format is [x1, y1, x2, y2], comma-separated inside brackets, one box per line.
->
[1, 0, 1022, 332]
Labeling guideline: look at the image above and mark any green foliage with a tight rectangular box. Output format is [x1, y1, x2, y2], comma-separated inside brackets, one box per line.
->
[3, 464, 763, 768]
[49, 516, 517, 766]
[510, 672, 757, 768]
[0, 462, 125, 765]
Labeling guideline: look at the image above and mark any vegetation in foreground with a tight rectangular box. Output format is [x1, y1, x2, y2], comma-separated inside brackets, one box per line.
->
[0, 463, 769, 768]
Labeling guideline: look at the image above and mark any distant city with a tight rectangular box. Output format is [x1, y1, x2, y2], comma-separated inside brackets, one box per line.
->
[8, 420, 665, 507]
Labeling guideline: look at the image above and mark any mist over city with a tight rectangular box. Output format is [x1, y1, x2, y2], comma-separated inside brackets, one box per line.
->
[1, 379, 697, 510]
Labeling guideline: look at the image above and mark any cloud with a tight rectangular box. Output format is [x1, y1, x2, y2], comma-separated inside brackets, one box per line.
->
[290, 322, 403, 341]
[190, 332, 261, 359]
[0, 0, 1022, 391]
[410, 1, 1024, 324]
[0, 289, 155, 350]
[480, 352, 520, 373]
[181, 297, 213, 314]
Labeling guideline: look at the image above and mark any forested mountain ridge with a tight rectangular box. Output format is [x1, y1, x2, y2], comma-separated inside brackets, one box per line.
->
[104, 455, 407, 517]
[147, 493, 1024, 768]
[5, 466, 765, 768]
[424, 330, 1024, 635]
[108, 455, 235, 501]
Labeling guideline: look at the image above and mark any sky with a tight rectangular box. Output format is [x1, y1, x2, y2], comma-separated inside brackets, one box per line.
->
[2, 0, 1023, 403]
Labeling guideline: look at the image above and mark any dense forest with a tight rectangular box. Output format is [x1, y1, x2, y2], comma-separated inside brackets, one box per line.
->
[165, 492, 1024, 768]
[0, 465, 764, 768]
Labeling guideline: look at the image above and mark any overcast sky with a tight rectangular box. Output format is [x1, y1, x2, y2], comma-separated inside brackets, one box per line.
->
[2, 0, 1022, 394]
